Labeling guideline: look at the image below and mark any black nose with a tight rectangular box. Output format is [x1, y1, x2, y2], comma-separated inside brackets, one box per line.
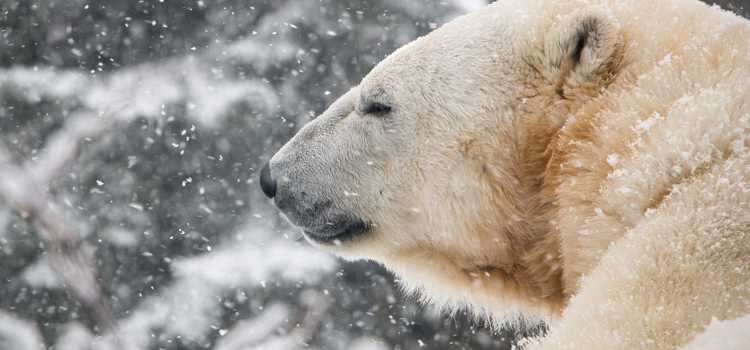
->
[259, 162, 277, 198]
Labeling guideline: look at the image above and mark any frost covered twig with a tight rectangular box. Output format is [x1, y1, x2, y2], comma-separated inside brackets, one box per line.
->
[214, 303, 291, 350]
[28, 109, 118, 185]
[216, 291, 331, 350]
[291, 290, 333, 346]
[0, 107, 123, 341]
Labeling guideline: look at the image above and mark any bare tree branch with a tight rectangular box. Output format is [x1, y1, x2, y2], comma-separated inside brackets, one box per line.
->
[0, 108, 124, 344]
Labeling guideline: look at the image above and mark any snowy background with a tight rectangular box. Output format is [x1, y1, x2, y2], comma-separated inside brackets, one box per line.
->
[0, 0, 747, 349]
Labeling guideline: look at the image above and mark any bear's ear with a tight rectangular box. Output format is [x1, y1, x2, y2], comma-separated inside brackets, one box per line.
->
[544, 9, 620, 99]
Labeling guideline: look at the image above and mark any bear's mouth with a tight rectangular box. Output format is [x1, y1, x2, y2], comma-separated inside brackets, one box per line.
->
[302, 220, 371, 245]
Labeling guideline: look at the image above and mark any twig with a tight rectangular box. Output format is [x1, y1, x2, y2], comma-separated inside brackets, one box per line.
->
[0, 107, 124, 344]
[289, 290, 332, 349]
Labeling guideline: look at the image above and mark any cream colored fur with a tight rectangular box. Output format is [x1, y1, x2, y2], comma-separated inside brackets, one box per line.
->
[266, 0, 750, 348]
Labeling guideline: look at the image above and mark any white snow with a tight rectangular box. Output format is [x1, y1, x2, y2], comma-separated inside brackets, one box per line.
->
[214, 303, 290, 350]
[22, 256, 63, 288]
[100, 227, 140, 248]
[0, 67, 88, 103]
[0, 311, 44, 350]
[0, 54, 279, 130]
[346, 337, 390, 350]
[449, 0, 488, 14]
[55, 322, 96, 350]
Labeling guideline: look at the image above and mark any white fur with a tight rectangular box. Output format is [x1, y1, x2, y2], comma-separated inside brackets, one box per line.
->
[267, 0, 750, 348]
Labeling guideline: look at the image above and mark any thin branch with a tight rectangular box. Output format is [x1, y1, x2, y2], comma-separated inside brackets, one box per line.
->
[0, 107, 124, 343]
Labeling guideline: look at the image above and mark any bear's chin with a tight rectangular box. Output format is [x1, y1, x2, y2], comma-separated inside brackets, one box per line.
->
[301, 220, 371, 246]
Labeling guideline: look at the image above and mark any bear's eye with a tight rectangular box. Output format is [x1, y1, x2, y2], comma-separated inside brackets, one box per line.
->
[364, 103, 391, 115]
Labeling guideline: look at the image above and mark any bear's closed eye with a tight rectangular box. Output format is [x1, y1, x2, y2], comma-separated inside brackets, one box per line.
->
[364, 103, 391, 115]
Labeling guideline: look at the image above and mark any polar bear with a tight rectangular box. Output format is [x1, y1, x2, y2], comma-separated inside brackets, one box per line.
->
[259, 0, 750, 348]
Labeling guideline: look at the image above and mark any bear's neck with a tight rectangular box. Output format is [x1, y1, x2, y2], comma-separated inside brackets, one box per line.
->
[511, 68, 620, 301]
[509, 84, 582, 305]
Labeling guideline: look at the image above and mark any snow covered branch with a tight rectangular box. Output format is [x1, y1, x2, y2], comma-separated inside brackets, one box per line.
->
[216, 291, 332, 350]
[28, 109, 118, 185]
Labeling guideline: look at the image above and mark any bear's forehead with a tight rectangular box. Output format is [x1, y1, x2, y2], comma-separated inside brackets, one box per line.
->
[361, 9, 537, 92]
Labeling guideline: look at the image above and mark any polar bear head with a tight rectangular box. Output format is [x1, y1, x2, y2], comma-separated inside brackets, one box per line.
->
[261, 1, 622, 321]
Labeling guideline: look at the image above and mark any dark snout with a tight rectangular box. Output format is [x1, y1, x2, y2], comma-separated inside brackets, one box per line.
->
[258, 157, 370, 245]
[259, 162, 277, 198]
